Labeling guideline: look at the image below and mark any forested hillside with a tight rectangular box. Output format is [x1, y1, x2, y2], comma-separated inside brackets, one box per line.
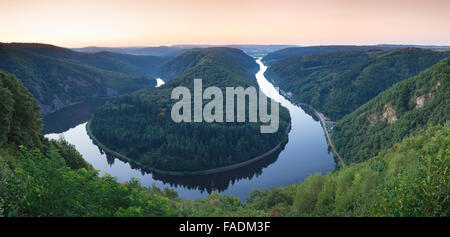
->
[0, 43, 167, 113]
[262, 44, 450, 66]
[3, 43, 171, 76]
[90, 47, 290, 173]
[0, 71, 177, 216]
[331, 56, 450, 164]
[0, 71, 42, 148]
[156, 48, 212, 80]
[245, 122, 449, 217]
[72, 45, 189, 57]
[157, 47, 261, 81]
[262, 45, 383, 65]
[265, 48, 449, 120]
[73, 45, 295, 58]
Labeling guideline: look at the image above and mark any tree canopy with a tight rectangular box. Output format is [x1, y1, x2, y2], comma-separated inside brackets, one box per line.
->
[90, 47, 291, 172]
[265, 48, 449, 120]
[0, 71, 42, 147]
[332, 56, 450, 164]
[0, 43, 166, 114]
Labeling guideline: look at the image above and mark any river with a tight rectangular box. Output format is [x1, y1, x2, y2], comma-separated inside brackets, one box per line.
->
[44, 58, 335, 201]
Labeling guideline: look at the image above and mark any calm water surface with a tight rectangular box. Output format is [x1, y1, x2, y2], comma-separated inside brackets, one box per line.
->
[44, 60, 335, 201]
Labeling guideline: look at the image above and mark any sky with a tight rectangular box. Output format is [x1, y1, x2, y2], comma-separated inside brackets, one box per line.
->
[1, 0, 449, 47]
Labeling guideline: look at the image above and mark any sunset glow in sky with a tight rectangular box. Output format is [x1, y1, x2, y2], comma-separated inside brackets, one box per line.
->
[1, 0, 449, 47]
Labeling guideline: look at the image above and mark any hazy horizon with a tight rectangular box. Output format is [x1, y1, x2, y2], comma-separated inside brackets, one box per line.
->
[2, 0, 449, 47]
[3, 42, 450, 49]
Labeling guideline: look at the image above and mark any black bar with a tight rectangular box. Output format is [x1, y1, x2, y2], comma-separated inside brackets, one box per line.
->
[0, 217, 448, 236]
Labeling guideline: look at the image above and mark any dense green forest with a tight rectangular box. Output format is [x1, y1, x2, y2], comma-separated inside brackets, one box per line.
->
[156, 46, 280, 80]
[1, 65, 448, 217]
[3, 43, 171, 77]
[0, 71, 174, 216]
[0, 71, 42, 148]
[262, 44, 450, 66]
[332, 56, 450, 164]
[262, 45, 384, 65]
[265, 48, 449, 120]
[156, 48, 213, 80]
[0, 43, 170, 113]
[245, 122, 449, 217]
[90, 47, 291, 172]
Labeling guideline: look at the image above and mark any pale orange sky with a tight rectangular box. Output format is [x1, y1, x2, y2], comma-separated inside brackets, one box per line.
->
[1, 0, 449, 47]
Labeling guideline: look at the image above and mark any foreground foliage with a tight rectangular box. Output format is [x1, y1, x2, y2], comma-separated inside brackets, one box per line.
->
[1, 123, 447, 217]
[0, 71, 42, 148]
[246, 123, 449, 217]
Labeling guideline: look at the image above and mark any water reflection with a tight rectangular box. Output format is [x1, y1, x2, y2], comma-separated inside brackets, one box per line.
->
[43, 59, 335, 201]
[105, 152, 116, 166]
[42, 96, 288, 198]
[42, 98, 108, 134]
[98, 143, 285, 193]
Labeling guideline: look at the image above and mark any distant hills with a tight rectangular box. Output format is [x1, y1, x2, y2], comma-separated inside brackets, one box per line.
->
[2, 43, 171, 77]
[263, 44, 450, 167]
[72, 44, 297, 57]
[225, 45, 298, 56]
[0, 43, 170, 114]
[262, 44, 450, 65]
[377, 44, 450, 50]
[265, 48, 449, 120]
[72, 45, 190, 57]
[0, 43, 297, 114]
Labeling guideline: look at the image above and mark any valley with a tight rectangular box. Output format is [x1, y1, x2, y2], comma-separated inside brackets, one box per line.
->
[42, 57, 335, 201]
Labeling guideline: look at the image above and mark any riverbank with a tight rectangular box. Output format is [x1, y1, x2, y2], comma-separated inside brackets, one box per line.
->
[312, 109, 345, 167]
[290, 101, 345, 167]
[272, 88, 345, 167]
[86, 121, 291, 176]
